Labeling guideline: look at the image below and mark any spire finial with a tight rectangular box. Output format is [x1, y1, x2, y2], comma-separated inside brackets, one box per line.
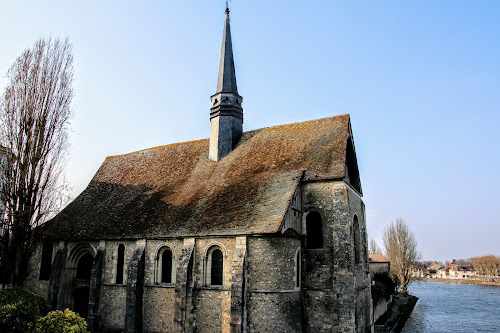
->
[226, 0, 229, 13]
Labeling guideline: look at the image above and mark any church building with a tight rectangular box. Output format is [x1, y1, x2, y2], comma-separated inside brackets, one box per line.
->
[25, 6, 373, 333]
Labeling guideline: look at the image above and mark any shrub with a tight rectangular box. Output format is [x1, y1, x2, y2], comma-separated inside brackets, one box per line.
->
[0, 288, 49, 333]
[35, 309, 89, 333]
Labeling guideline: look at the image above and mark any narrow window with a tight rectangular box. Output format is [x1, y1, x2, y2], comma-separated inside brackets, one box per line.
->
[353, 215, 360, 265]
[116, 244, 125, 284]
[39, 242, 53, 280]
[306, 211, 323, 249]
[161, 249, 173, 283]
[211, 249, 223, 285]
[295, 249, 301, 289]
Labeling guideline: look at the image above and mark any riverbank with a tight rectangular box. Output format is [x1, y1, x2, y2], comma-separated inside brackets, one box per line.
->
[417, 277, 500, 287]
[375, 294, 418, 333]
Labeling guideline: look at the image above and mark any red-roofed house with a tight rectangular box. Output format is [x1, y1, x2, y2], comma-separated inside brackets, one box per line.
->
[369, 253, 390, 276]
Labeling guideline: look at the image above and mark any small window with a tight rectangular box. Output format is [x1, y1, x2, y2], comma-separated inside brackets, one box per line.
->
[353, 215, 360, 265]
[161, 248, 173, 283]
[39, 242, 53, 280]
[295, 249, 301, 289]
[306, 211, 323, 249]
[116, 244, 125, 284]
[206, 246, 224, 286]
[211, 249, 223, 285]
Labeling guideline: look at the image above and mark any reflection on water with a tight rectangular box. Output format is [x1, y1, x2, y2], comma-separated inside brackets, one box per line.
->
[402, 281, 500, 332]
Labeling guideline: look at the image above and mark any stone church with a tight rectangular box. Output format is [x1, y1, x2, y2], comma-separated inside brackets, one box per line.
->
[25, 6, 373, 333]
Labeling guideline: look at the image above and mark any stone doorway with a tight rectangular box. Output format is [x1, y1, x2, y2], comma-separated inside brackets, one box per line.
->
[74, 286, 90, 318]
[73, 253, 94, 318]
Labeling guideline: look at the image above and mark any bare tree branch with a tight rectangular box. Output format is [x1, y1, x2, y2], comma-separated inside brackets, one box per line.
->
[369, 239, 382, 254]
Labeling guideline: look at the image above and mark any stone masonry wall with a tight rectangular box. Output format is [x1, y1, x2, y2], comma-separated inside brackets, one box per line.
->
[346, 185, 373, 332]
[144, 239, 184, 285]
[191, 237, 235, 333]
[24, 242, 50, 298]
[246, 236, 302, 332]
[194, 289, 231, 333]
[301, 180, 372, 333]
[103, 240, 137, 285]
[142, 239, 183, 332]
[100, 240, 140, 332]
[302, 181, 345, 332]
[143, 287, 175, 333]
[247, 292, 301, 333]
[23, 194, 372, 333]
[100, 285, 127, 331]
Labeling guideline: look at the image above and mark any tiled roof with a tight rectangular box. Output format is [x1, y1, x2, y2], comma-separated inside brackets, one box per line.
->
[427, 262, 441, 271]
[43, 114, 351, 240]
[369, 253, 389, 263]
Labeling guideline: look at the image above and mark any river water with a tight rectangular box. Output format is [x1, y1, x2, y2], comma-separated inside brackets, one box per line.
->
[402, 281, 500, 332]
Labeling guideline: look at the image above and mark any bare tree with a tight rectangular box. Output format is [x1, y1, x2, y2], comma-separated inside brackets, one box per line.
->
[383, 218, 420, 294]
[0, 37, 73, 286]
[471, 255, 500, 277]
[369, 239, 382, 254]
[454, 258, 471, 265]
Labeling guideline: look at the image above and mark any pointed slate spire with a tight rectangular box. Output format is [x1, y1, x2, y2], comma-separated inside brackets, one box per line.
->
[216, 5, 238, 94]
[209, 4, 244, 162]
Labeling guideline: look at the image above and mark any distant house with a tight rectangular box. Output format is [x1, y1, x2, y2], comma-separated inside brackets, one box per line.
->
[369, 253, 390, 276]
[426, 262, 441, 278]
[437, 266, 447, 279]
[448, 265, 476, 279]
[427, 262, 441, 272]
[439, 264, 476, 279]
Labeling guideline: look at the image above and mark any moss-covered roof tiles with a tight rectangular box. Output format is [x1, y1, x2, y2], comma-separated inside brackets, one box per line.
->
[43, 114, 350, 240]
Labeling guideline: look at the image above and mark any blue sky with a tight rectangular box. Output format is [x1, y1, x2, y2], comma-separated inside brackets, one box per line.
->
[1, 1, 499, 262]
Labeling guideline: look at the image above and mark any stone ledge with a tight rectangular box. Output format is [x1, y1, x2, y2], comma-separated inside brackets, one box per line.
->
[250, 289, 301, 293]
[145, 283, 175, 288]
[102, 283, 127, 287]
[196, 286, 231, 291]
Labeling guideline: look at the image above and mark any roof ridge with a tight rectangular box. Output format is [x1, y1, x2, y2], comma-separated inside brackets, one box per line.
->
[105, 114, 350, 160]
[105, 138, 209, 160]
[246, 113, 350, 134]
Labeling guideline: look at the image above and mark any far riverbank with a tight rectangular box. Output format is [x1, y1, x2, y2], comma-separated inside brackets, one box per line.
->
[417, 277, 500, 287]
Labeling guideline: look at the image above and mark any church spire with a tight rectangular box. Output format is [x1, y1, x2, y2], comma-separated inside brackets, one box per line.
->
[209, 4, 243, 162]
[216, 5, 238, 94]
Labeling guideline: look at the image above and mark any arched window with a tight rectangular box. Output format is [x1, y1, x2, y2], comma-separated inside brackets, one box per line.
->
[306, 211, 323, 249]
[39, 242, 53, 280]
[116, 244, 125, 284]
[76, 253, 94, 280]
[353, 215, 360, 265]
[206, 246, 224, 286]
[211, 249, 223, 285]
[156, 247, 173, 283]
[295, 249, 301, 289]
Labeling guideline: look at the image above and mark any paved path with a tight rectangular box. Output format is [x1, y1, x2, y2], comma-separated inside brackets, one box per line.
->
[374, 294, 409, 333]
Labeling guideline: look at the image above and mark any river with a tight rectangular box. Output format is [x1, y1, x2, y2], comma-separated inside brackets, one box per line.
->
[402, 281, 500, 332]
